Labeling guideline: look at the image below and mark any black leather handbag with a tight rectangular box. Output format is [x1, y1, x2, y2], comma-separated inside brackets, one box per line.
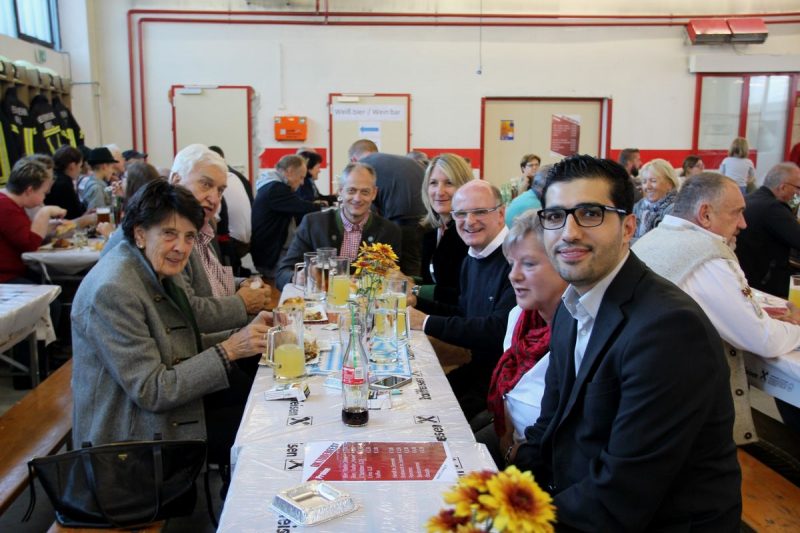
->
[24, 437, 207, 528]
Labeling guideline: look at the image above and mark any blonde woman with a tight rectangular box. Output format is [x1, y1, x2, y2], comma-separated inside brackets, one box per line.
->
[417, 153, 474, 306]
[632, 159, 680, 239]
[719, 137, 755, 194]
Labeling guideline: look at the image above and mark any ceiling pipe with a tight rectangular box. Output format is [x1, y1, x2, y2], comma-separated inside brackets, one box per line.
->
[126, 8, 800, 150]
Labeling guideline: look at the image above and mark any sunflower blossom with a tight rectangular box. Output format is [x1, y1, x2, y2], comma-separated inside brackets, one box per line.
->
[478, 466, 556, 532]
[426, 509, 470, 532]
[443, 485, 491, 522]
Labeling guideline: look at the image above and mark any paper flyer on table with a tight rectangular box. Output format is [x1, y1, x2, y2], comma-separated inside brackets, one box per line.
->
[302, 441, 456, 483]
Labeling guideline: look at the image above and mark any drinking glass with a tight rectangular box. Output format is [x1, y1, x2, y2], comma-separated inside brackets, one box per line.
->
[385, 277, 409, 345]
[315, 247, 337, 293]
[789, 275, 800, 308]
[327, 256, 351, 308]
[265, 307, 306, 382]
[292, 252, 325, 302]
[370, 293, 399, 364]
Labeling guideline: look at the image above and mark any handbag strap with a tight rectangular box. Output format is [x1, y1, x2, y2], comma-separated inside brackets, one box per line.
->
[21, 462, 37, 522]
[80, 442, 164, 527]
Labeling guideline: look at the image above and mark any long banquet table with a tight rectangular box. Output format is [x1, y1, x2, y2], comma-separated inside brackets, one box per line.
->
[744, 290, 800, 409]
[219, 288, 497, 531]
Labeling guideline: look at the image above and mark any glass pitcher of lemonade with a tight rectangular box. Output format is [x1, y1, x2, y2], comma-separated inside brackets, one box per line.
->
[265, 307, 305, 382]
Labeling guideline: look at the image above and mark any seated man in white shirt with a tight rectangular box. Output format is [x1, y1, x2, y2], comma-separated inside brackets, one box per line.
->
[633, 171, 800, 445]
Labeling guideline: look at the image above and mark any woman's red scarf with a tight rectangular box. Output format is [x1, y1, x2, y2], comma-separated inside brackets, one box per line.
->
[487, 309, 551, 436]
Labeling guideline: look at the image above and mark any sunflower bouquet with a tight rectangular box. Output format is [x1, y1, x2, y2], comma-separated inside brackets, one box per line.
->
[351, 242, 400, 299]
[427, 466, 556, 533]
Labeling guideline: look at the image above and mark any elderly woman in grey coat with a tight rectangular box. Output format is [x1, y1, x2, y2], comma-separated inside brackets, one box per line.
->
[71, 180, 269, 446]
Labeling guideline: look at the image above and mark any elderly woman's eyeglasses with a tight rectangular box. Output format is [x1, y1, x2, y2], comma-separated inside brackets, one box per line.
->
[452, 205, 503, 220]
[537, 204, 628, 230]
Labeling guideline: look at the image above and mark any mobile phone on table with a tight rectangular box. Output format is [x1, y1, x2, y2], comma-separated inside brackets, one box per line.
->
[370, 375, 411, 389]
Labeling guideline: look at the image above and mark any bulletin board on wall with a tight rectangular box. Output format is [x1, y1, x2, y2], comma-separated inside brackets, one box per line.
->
[170, 85, 254, 183]
[481, 98, 607, 189]
[328, 93, 410, 189]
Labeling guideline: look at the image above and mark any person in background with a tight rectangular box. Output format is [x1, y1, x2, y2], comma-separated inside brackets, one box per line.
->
[209, 146, 253, 275]
[122, 149, 147, 169]
[511, 153, 540, 197]
[719, 137, 755, 194]
[632, 158, 679, 239]
[251, 154, 322, 279]
[680, 154, 704, 181]
[618, 147, 642, 201]
[505, 164, 548, 227]
[71, 180, 270, 447]
[105, 143, 126, 182]
[80, 147, 117, 209]
[414, 153, 472, 307]
[634, 172, 800, 449]
[406, 150, 430, 168]
[514, 154, 741, 530]
[0, 158, 66, 283]
[736, 162, 800, 299]
[274, 162, 402, 290]
[296, 150, 336, 207]
[474, 211, 567, 466]
[45, 145, 86, 219]
[349, 139, 426, 275]
[409, 180, 516, 420]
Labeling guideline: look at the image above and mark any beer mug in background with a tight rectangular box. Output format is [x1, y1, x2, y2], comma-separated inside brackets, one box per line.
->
[96, 207, 111, 225]
[265, 307, 305, 382]
[790, 275, 800, 308]
[327, 256, 351, 308]
[315, 247, 337, 293]
[292, 252, 325, 301]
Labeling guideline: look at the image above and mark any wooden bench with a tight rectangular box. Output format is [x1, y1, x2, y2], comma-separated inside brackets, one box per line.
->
[739, 447, 800, 531]
[0, 358, 73, 515]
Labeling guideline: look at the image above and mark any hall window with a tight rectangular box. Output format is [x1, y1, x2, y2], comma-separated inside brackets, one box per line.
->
[0, 0, 60, 49]
[693, 73, 799, 180]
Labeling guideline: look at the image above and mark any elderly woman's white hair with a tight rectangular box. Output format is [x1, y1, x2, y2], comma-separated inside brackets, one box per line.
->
[640, 158, 680, 191]
[170, 143, 227, 179]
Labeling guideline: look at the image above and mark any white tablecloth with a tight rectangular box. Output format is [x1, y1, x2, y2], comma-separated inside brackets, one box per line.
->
[218, 440, 495, 532]
[220, 286, 495, 531]
[744, 290, 800, 407]
[22, 241, 103, 278]
[0, 284, 61, 350]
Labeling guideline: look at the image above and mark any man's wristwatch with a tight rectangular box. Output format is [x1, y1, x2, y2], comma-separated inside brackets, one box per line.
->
[411, 285, 421, 297]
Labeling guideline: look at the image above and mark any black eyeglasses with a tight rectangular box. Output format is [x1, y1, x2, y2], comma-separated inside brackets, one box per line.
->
[537, 203, 628, 230]
[452, 205, 503, 220]
[785, 182, 800, 191]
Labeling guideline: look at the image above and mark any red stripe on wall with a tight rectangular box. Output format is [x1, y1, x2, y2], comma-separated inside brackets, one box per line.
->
[259, 148, 328, 169]
[412, 148, 483, 169]
[259, 147, 756, 172]
[607, 149, 757, 170]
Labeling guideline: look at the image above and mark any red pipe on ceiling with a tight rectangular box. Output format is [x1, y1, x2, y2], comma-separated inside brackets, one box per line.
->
[126, 8, 800, 150]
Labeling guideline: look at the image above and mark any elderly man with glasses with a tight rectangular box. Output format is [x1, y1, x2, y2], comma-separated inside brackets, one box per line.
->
[409, 179, 516, 420]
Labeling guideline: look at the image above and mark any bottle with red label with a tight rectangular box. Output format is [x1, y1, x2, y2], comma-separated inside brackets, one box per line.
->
[341, 324, 369, 426]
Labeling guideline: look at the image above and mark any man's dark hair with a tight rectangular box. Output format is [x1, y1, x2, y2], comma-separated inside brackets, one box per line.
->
[542, 154, 635, 213]
[53, 145, 83, 172]
[208, 145, 225, 158]
[122, 180, 204, 243]
[7, 158, 50, 195]
[298, 150, 323, 172]
[618, 148, 640, 167]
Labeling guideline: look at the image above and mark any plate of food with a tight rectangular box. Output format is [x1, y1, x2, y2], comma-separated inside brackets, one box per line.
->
[303, 304, 328, 323]
[39, 238, 74, 251]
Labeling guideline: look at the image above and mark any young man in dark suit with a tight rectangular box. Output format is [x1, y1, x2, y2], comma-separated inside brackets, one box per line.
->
[514, 155, 741, 531]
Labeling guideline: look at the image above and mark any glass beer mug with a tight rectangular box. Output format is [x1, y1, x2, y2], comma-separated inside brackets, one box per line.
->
[264, 307, 306, 382]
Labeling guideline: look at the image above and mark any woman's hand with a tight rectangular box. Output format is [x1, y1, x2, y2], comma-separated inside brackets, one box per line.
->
[220, 311, 271, 360]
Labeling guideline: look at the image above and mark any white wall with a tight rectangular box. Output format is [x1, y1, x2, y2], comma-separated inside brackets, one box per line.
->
[0, 33, 70, 76]
[66, 1, 800, 182]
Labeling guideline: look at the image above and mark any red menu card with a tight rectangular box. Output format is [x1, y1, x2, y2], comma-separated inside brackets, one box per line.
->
[302, 441, 456, 482]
